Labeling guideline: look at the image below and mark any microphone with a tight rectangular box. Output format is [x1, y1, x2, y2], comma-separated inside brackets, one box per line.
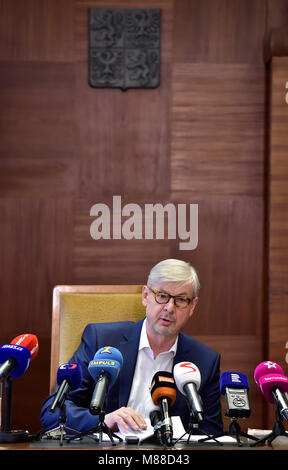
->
[150, 409, 163, 445]
[220, 371, 251, 419]
[254, 361, 288, 420]
[0, 334, 39, 443]
[50, 363, 82, 413]
[11, 334, 39, 360]
[88, 346, 123, 415]
[0, 334, 39, 380]
[150, 371, 176, 447]
[173, 362, 203, 423]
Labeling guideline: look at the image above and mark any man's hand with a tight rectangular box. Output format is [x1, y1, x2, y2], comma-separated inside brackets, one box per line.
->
[105, 407, 147, 432]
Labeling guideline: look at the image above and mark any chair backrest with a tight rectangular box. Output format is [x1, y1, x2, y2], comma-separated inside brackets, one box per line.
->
[50, 285, 145, 393]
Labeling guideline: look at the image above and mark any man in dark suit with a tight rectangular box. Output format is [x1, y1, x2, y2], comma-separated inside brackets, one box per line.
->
[40, 259, 223, 437]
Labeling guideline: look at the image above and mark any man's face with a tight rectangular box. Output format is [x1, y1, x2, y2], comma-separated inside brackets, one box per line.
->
[142, 282, 198, 340]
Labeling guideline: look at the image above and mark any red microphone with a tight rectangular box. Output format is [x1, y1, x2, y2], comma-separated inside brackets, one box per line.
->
[11, 334, 39, 360]
[0, 334, 39, 443]
[0, 334, 39, 380]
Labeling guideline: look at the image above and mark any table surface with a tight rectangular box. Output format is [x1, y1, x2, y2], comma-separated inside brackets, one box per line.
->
[0, 433, 288, 451]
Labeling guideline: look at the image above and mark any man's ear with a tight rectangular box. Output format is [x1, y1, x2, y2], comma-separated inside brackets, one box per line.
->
[188, 296, 199, 318]
[142, 285, 149, 307]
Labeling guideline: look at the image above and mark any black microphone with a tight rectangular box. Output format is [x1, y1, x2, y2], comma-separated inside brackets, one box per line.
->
[50, 363, 82, 413]
[150, 409, 163, 445]
[89, 372, 110, 414]
[150, 371, 176, 447]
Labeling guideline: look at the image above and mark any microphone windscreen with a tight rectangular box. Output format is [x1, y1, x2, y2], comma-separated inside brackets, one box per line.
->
[0, 344, 31, 378]
[173, 362, 201, 394]
[57, 363, 82, 390]
[11, 334, 39, 360]
[150, 371, 177, 407]
[258, 374, 288, 404]
[88, 346, 123, 386]
[254, 361, 284, 386]
[220, 371, 249, 395]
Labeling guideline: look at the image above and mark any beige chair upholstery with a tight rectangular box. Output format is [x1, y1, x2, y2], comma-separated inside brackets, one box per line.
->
[49, 285, 145, 393]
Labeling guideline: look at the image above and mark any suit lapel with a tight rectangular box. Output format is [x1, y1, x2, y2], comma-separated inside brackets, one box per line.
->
[117, 319, 144, 408]
[172, 333, 195, 414]
[173, 332, 191, 366]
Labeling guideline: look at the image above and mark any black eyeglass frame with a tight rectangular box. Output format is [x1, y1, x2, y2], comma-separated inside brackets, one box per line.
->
[148, 288, 195, 309]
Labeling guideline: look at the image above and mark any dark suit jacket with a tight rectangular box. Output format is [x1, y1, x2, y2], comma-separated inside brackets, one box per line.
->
[40, 319, 223, 436]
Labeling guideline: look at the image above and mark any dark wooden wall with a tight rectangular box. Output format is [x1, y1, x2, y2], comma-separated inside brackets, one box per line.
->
[266, 27, 288, 426]
[1, 0, 288, 434]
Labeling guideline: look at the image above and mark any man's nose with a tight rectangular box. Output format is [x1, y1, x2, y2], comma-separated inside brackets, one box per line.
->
[164, 298, 175, 312]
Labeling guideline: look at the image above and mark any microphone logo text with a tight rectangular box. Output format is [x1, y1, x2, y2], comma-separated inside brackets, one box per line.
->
[100, 346, 113, 354]
[60, 363, 78, 369]
[231, 373, 241, 383]
[4, 344, 24, 352]
[90, 360, 116, 367]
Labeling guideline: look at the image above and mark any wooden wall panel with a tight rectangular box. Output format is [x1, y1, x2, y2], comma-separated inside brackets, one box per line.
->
[267, 0, 288, 30]
[0, 62, 76, 196]
[0, 0, 284, 433]
[172, 0, 266, 64]
[0, 198, 73, 334]
[74, 63, 171, 200]
[268, 57, 288, 370]
[0, 0, 75, 62]
[169, 59, 266, 428]
[265, 4, 288, 427]
[178, 198, 264, 336]
[171, 63, 265, 197]
[0, 198, 73, 432]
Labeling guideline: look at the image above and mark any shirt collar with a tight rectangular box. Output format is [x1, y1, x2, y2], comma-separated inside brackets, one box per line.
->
[139, 318, 178, 356]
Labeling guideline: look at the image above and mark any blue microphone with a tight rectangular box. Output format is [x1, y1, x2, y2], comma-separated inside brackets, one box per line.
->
[50, 363, 82, 412]
[220, 371, 251, 419]
[0, 344, 31, 380]
[88, 346, 123, 415]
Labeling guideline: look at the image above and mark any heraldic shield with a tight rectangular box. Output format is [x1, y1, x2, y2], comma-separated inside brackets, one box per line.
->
[89, 8, 161, 91]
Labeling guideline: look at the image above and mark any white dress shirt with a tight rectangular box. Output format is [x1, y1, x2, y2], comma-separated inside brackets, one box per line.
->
[126, 318, 178, 419]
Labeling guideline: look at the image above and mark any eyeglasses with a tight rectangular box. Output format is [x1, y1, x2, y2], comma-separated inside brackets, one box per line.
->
[149, 288, 194, 309]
